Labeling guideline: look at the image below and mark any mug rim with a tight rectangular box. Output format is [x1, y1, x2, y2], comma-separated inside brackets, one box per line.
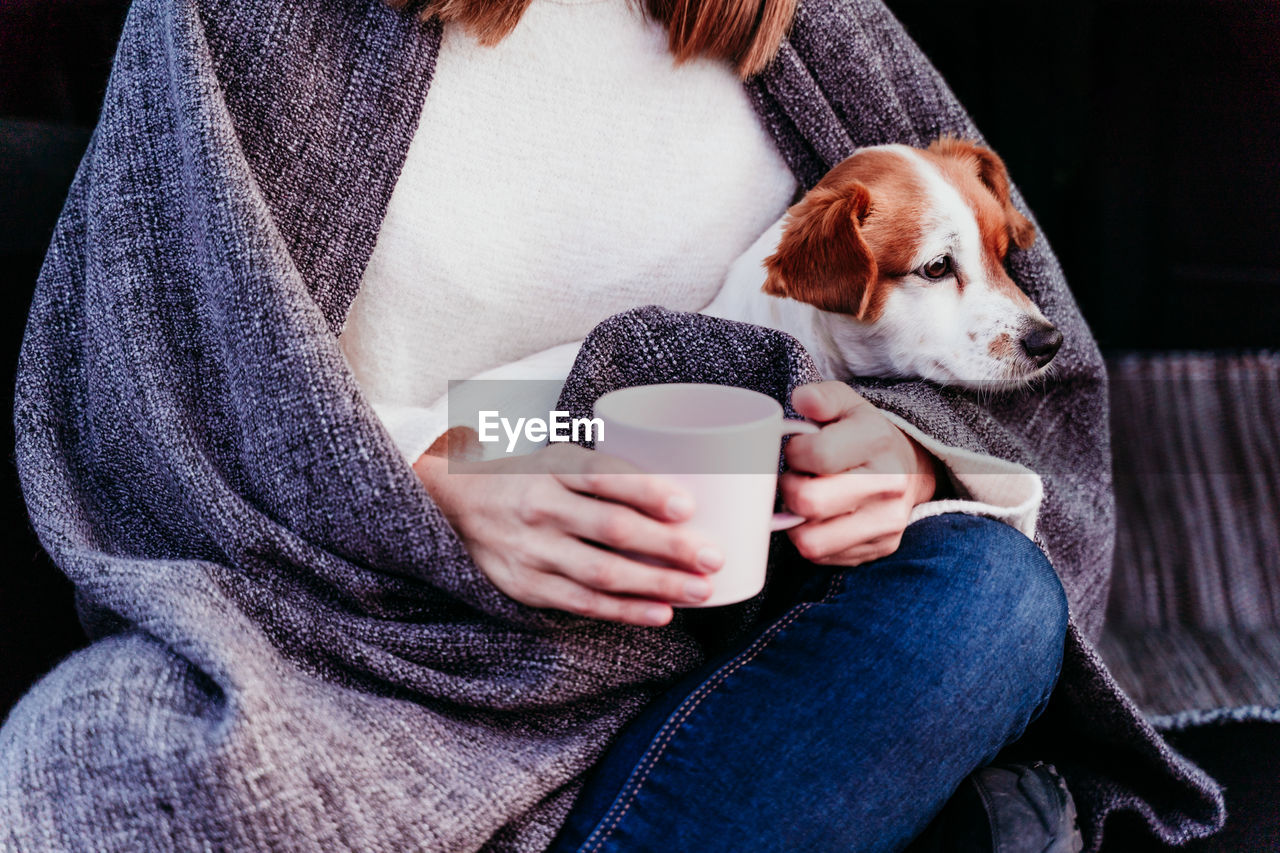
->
[593, 382, 783, 435]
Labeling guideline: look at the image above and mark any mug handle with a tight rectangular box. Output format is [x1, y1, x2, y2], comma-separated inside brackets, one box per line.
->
[771, 418, 820, 531]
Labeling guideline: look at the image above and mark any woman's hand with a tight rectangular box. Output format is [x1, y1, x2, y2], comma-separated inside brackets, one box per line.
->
[414, 443, 724, 626]
[781, 381, 940, 566]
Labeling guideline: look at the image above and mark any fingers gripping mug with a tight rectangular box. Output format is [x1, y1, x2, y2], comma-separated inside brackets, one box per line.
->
[593, 383, 817, 607]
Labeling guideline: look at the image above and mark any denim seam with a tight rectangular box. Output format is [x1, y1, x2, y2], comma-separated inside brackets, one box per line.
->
[579, 572, 846, 853]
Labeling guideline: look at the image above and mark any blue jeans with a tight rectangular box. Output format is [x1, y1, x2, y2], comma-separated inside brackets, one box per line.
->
[548, 514, 1069, 853]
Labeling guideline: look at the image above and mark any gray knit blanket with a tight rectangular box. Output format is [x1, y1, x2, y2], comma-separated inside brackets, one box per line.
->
[0, 0, 1227, 850]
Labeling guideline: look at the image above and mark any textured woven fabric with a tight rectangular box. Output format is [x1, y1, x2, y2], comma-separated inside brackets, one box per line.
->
[1100, 351, 1279, 726]
[0, 0, 1236, 850]
[1107, 351, 1280, 632]
[1100, 628, 1280, 718]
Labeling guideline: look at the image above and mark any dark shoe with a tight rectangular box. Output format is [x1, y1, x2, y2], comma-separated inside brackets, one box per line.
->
[907, 762, 1084, 853]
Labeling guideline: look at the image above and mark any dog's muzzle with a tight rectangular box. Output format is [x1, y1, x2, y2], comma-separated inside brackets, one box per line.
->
[1020, 323, 1063, 368]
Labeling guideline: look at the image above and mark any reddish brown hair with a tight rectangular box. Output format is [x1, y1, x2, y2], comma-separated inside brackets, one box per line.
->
[388, 0, 798, 78]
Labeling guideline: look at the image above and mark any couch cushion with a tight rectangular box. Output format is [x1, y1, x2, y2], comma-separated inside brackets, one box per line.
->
[1107, 351, 1280, 633]
[1102, 351, 1280, 717]
[1098, 626, 1280, 718]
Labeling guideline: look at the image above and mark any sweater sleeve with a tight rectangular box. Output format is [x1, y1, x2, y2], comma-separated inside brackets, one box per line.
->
[878, 409, 1042, 540]
[367, 343, 584, 465]
[370, 402, 450, 465]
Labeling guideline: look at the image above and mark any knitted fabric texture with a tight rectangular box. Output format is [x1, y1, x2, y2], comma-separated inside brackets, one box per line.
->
[0, 0, 1229, 850]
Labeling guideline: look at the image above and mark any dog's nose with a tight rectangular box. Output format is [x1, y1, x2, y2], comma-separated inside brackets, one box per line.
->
[1020, 324, 1063, 367]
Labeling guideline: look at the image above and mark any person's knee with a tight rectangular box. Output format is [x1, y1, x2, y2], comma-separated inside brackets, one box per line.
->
[904, 514, 1068, 707]
[956, 515, 1066, 700]
[0, 632, 229, 839]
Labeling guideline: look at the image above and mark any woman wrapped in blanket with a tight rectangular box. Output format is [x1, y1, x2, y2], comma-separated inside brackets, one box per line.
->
[0, 0, 1223, 851]
[356, 4, 1063, 847]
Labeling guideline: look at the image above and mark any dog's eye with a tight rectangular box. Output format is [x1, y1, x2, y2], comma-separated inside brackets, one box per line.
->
[919, 255, 953, 281]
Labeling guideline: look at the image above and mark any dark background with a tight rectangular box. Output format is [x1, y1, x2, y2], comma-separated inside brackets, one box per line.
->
[1, 0, 133, 717]
[1, 1, 1277, 845]
[887, 0, 1280, 353]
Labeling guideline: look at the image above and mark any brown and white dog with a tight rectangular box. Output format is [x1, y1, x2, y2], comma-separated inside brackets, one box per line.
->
[434, 138, 1059, 454]
[705, 136, 1061, 388]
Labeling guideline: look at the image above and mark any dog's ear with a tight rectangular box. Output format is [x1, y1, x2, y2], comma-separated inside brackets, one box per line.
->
[929, 137, 1036, 251]
[762, 181, 879, 319]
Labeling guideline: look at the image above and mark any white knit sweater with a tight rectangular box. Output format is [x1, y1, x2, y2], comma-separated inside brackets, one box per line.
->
[339, 0, 1043, 537]
[340, 0, 797, 450]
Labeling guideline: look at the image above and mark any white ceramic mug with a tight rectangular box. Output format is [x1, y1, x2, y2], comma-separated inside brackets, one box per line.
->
[593, 383, 817, 607]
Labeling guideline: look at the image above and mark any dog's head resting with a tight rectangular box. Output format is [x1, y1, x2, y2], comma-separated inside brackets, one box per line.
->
[762, 138, 1061, 388]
